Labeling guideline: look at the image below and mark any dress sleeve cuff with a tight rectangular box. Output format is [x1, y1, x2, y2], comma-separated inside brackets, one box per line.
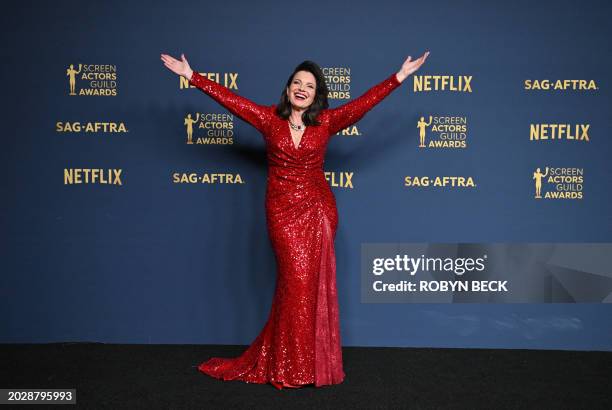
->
[389, 72, 401, 87]
[189, 70, 199, 83]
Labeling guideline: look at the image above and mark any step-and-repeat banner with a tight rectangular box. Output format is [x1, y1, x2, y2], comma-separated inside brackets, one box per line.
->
[2, 0, 611, 350]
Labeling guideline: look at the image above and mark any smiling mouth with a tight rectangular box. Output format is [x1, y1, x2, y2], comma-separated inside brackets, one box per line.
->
[294, 92, 307, 101]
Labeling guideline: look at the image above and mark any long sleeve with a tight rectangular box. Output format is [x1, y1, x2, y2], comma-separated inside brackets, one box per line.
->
[326, 72, 401, 135]
[188, 71, 270, 134]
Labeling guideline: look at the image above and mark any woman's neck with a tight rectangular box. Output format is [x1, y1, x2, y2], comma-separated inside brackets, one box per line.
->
[290, 107, 306, 125]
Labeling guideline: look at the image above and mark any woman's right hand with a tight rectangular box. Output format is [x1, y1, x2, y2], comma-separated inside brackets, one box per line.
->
[160, 53, 193, 80]
[395, 51, 430, 83]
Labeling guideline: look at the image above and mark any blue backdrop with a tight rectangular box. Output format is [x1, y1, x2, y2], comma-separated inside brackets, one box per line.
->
[2, 0, 611, 351]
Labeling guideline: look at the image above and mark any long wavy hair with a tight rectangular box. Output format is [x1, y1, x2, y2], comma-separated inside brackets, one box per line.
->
[275, 60, 329, 126]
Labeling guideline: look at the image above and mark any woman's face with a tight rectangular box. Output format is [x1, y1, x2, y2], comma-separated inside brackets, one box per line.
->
[287, 70, 316, 110]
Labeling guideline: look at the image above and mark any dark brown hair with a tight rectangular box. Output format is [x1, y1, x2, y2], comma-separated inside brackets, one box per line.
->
[275, 60, 329, 126]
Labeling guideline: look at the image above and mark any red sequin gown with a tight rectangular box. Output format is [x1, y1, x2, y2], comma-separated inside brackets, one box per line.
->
[189, 69, 401, 389]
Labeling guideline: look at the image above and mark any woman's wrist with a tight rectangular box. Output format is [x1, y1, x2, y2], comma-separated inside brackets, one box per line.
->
[185, 68, 194, 80]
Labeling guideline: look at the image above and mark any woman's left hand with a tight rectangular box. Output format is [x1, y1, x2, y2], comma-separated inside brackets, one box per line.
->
[396, 51, 430, 83]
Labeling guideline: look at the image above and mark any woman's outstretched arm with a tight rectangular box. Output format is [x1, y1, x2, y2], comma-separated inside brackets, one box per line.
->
[327, 51, 430, 136]
[161, 53, 270, 134]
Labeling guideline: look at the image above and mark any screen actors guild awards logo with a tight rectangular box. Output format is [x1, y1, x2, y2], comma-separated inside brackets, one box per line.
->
[416, 115, 468, 149]
[182, 112, 234, 145]
[533, 167, 583, 199]
[66, 63, 118, 96]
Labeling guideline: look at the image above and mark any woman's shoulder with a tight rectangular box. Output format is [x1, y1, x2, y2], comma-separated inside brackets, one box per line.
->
[316, 108, 333, 124]
[268, 104, 279, 119]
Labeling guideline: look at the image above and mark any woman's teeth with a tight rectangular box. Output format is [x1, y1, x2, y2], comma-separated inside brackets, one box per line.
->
[295, 93, 306, 100]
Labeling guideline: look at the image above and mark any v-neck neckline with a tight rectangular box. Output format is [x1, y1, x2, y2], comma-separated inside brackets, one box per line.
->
[286, 120, 307, 150]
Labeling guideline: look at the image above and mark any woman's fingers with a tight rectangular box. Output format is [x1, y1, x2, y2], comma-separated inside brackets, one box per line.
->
[163, 62, 174, 72]
[160, 53, 179, 65]
[413, 52, 428, 69]
[160, 53, 185, 75]
[399, 51, 429, 76]
[402, 52, 427, 74]
[161, 55, 172, 65]
[161, 59, 180, 75]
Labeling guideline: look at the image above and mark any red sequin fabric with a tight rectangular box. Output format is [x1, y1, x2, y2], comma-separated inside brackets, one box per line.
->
[189, 69, 401, 389]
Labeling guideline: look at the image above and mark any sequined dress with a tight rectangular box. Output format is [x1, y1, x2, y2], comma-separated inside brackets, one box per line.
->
[189, 69, 401, 389]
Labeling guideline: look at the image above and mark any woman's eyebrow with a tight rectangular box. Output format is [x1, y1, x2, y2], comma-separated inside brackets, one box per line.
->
[294, 79, 315, 86]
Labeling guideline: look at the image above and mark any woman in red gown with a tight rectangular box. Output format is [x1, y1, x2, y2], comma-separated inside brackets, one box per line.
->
[161, 51, 430, 389]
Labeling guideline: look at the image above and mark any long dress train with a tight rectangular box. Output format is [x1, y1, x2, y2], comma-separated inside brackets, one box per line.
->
[188, 68, 401, 389]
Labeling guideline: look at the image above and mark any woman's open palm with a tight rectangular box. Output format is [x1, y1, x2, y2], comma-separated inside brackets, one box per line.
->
[161, 53, 192, 78]
[397, 51, 430, 82]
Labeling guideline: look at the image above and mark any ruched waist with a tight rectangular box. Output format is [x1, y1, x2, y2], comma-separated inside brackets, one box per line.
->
[266, 166, 330, 203]
[268, 162, 323, 172]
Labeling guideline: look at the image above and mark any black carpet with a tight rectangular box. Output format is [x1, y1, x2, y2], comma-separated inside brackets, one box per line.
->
[1, 343, 610, 409]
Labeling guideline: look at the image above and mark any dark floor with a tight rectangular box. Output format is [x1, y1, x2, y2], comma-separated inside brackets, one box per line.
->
[1, 343, 611, 409]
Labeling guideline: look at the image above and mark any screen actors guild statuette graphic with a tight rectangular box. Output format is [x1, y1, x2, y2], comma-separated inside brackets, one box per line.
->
[66, 64, 82, 96]
[417, 116, 433, 148]
[184, 113, 200, 144]
[533, 167, 549, 199]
